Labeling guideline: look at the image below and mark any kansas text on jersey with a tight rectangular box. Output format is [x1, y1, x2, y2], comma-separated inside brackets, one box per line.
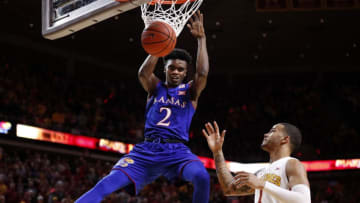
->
[144, 82, 195, 141]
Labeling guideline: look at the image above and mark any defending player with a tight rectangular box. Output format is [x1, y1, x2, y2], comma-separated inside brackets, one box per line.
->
[202, 121, 311, 203]
[76, 11, 210, 203]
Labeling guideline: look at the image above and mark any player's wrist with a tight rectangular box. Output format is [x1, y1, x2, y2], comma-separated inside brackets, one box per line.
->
[212, 149, 223, 156]
[149, 55, 159, 59]
[197, 35, 206, 40]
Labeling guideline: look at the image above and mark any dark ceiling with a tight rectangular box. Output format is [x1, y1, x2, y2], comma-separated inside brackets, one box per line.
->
[1, 0, 360, 74]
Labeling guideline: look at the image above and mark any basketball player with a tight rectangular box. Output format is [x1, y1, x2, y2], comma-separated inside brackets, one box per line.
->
[202, 121, 311, 203]
[76, 11, 210, 203]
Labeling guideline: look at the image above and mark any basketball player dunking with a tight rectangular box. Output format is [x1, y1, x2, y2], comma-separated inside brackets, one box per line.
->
[202, 122, 311, 203]
[75, 11, 210, 203]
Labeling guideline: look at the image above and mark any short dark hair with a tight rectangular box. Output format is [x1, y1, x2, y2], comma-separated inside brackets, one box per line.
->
[280, 123, 302, 153]
[163, 48, 192, 65]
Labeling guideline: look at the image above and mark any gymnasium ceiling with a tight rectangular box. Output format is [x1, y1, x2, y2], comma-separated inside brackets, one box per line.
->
[1, 0, 360, 74]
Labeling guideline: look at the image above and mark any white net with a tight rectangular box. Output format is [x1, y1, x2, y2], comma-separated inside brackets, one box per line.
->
[141, 0, 203, 37]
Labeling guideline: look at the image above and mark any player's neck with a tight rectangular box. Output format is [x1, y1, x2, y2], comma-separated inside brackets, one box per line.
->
[165, 81, 180, 88]
[268, 147, 291, 163]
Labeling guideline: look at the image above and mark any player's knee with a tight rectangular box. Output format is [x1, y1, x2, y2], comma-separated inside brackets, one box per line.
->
[183, 161, 210, 187]
[192, 169, 210, 186]
[93, 172, 123, 196]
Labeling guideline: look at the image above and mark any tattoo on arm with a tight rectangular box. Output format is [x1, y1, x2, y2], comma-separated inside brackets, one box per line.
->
[236, 185, 254, 194]
[214, 152, 256, 196]
[214, 151, 234, 194]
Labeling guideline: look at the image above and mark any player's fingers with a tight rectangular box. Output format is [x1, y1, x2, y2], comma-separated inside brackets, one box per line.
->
[189, 17, 194, 24]
[187, 23, 191, 29]
[202, 129, 209, 138]
[233, 178, 246, 185]
[234, 174, 247, 179]
[236, 173, 249, 177]
[205, 123, 214, 134]
[206, 122, 215, 134]
[213, 121, 219, 133]
[196, 10, 201, 19]
[220, 130, 226, 143]
[193, 11, 199, 21]
[200, 12, 204, 23]
[234, 177, 249, 185]
[221, 130, 226, 138]
[234, 171, 248, 177]
[233, 176, 249, 185]
[232, 177, 241, 184]
[236, 182, 249, 189]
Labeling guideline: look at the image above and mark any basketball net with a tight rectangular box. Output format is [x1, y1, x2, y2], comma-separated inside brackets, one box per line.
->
[141, 0, 203, 37]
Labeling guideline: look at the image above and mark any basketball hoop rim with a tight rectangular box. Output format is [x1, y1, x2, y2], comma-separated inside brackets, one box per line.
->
[148, 0, 198, 5]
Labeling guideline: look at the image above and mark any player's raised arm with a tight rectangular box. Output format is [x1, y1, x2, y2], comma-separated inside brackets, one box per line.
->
[202, 122, 255, 196]
[138, 55, 161, 94]
[187, 11, 209, 107]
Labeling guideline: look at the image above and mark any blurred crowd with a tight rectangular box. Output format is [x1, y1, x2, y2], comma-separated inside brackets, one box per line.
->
[0, 146, 230, 203]
[0, 60, 146, 142]
[1, 58, 359, 163]
[1, 146, 360, 203]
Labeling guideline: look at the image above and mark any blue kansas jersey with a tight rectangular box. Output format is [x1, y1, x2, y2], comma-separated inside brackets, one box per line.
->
[144, 82, 195, 141]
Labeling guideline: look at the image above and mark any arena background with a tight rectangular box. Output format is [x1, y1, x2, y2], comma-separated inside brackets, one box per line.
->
[1, 0, 360, 202]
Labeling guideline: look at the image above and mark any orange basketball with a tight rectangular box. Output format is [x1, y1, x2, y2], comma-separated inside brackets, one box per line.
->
[141, 21, 177, 57]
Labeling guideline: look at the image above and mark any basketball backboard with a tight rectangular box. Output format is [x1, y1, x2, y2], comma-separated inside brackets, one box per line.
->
[42, 0, 151, 40]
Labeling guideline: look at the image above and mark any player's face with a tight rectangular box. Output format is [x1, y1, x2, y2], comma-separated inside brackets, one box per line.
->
[261, 124, 287, 152]
[164, 59, 187, 87]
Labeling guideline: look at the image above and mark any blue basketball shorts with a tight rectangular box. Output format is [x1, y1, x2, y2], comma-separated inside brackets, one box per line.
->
[112, 141, 202, 194]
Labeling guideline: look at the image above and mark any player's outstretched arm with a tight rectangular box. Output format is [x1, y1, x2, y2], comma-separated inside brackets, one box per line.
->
[138, 55, 161, 94]
[202, 122, 254, 196]
[187, 11, 209, 107]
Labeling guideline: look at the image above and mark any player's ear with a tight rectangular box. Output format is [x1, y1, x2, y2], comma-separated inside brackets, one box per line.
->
[281, 135, 290, 145]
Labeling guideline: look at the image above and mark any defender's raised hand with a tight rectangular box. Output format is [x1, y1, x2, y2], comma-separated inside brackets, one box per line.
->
[187, 10, 205, 38]
[202, 121, 226, 154]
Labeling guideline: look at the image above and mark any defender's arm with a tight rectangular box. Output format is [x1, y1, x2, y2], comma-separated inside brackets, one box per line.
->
[202, 122, 254, 196]
[213, 151, 255, 196]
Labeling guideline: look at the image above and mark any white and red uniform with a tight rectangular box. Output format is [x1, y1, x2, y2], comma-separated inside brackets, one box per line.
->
[254, 157, 296, 203]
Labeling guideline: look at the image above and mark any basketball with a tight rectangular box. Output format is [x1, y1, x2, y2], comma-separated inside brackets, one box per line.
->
[141, 21, 177, 57]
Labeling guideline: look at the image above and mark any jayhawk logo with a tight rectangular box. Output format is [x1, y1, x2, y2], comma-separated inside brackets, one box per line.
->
[117, 157, 135, 167]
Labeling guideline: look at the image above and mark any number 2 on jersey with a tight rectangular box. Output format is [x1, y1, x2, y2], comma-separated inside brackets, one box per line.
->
[156, 107, 171, 127]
